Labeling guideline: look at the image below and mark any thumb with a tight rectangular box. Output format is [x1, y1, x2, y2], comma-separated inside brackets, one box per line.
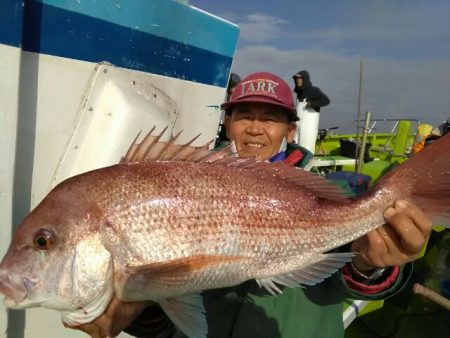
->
[351, 236, 367, 254]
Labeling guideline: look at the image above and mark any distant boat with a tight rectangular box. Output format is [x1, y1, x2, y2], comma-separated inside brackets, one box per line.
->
[308, 118, 421, 182]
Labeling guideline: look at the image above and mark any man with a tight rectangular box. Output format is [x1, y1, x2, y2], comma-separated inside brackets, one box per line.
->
[292, 70, 330, 153]
[217, 73, 242, 147]
[226, 72, 241, 101]
[223, 71, 313, 167]
[73, 72, 432, 338]
[292, 70, 330, 111]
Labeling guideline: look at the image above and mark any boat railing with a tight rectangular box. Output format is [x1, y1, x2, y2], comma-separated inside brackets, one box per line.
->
[364, 118, 419, 155]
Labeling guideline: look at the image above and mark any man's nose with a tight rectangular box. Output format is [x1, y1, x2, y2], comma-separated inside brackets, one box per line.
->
[245, 119, 264, 135]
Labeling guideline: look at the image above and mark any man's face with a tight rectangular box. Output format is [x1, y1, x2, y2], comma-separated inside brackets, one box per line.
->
[295, 77, 303, 87]
[224, 102, 297, 160]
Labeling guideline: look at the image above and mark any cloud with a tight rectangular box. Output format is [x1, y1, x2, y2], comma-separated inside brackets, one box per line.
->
[234, 13, 289, 43]
[223, 3, 450, 59]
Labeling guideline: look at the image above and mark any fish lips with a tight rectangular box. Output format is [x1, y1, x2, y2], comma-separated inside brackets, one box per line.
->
[0, 272, 30, 308]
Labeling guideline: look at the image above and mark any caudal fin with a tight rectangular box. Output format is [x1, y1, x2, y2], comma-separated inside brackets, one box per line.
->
[378, 133, 450, 227]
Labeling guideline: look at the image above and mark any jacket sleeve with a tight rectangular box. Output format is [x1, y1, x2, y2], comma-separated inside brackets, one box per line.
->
[123, 304, 174, 338]
[308, 87, 330, 110]
[333, 262, 413, 300]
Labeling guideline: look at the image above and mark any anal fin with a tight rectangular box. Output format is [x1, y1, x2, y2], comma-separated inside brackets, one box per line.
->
[256, 252, 354, 296]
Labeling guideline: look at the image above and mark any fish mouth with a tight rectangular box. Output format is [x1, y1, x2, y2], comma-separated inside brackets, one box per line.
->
[0, 271, 29, 308]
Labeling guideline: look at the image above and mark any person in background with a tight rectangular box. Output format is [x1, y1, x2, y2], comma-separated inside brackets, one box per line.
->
[72, 72, 432, 338]
[412, 118, 450, 155]
[217, 72, 242, 147]
[226, 72, 241, 101]
[292, 70, 330, 111]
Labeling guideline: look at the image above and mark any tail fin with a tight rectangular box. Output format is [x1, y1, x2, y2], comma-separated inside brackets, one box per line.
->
[378, 133, 450, 227]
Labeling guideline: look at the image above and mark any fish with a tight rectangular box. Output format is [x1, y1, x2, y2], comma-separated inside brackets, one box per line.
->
[0, 127, 449, 338]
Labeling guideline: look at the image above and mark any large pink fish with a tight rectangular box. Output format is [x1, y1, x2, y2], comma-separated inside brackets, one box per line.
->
[0, 129, 449, 337]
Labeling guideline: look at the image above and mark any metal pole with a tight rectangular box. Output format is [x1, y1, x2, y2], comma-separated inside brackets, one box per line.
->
[354, 60, 363, 171]
[356, 111, 371, 173]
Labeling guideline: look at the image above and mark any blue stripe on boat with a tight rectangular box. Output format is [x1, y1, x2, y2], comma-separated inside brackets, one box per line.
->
[41, 0, 239, 58]
[0, 0, 23, 47]
[1, 0, 240, 87]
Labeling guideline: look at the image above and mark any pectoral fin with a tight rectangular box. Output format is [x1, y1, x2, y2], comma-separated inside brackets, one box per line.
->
[126, 254, 245, 288]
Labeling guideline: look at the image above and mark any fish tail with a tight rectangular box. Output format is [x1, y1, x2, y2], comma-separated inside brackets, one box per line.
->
[377, 133, 450, 227]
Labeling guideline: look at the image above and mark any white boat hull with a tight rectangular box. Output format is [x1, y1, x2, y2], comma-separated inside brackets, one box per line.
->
[0, 1, 239, 336]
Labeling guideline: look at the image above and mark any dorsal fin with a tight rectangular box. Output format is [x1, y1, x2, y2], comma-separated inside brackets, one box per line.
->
[120, 127, 233, 164]
[120, 128, 349, 203]
[243, 162, 350, 203]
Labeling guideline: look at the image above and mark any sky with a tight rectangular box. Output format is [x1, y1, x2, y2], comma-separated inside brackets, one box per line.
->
[190, 0, 450, 133]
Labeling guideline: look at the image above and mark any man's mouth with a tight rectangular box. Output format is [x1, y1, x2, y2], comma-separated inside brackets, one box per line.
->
[244, 142, 265, 148]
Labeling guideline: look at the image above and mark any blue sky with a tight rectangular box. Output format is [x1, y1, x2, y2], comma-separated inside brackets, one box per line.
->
[190, 0, 450, 133]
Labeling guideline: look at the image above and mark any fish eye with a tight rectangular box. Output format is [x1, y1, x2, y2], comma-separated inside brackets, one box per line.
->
[33, 229, 56, 251]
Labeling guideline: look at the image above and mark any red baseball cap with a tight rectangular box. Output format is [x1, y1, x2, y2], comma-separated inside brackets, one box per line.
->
[221, 72, 298, 121]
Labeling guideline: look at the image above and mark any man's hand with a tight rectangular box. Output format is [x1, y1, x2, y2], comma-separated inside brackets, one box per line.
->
[351, 200, 433, 272]
[66, 296, 152, 338]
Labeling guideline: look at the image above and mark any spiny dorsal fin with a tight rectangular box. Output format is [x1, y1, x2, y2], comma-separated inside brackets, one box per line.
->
[120, 128, 349, 203]
[120, 127, 232, 164]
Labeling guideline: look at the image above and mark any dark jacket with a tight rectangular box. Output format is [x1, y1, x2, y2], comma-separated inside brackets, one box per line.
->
[293, 70, 330, 112]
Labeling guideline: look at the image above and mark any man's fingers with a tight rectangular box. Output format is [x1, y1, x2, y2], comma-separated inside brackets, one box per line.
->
[352, 230, 388, 268]
[375, 224, 411, 261]
[64, 309, 115, 338]
[353, 225, 409, 267]
[63, 297, 153, 338]
[351, 200, 433, 269]
[384, 202, 430, 254]
[392, 200, 433, 236]
[66, 322, 105, 338]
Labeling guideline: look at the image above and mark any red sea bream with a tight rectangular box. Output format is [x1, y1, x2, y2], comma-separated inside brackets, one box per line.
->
[0, 129, 449, 337]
